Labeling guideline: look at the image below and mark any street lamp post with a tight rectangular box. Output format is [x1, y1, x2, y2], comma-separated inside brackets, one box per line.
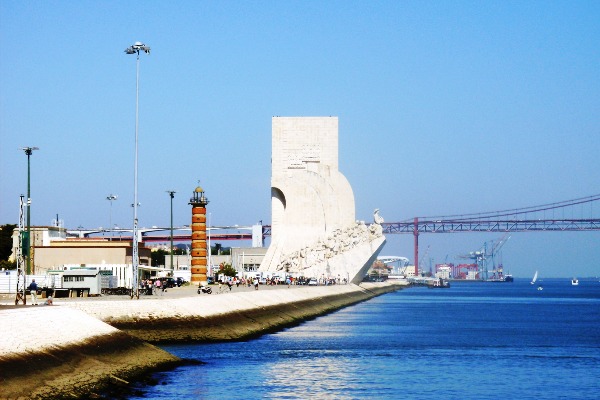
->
[125, 41, 150, 299]
[106, 194, 118, 241]
[20, 146, 39, 275]
[166, 191, 176, 272]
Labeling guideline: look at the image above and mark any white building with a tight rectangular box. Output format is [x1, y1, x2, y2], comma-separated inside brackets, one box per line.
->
[435, 265, 452, 279]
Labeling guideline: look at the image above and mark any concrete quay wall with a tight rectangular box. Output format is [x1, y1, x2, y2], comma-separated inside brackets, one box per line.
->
[66, 282, 406, 343]
[0, 307, 180, 400]
[0, 282, 406, 399]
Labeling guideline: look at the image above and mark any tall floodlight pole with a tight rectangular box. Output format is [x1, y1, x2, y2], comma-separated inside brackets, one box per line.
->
[20, 146, 39, 275]
[125, 41, 150, 299]
[166, 191, 176, 272]
[106, 194, 118, 241]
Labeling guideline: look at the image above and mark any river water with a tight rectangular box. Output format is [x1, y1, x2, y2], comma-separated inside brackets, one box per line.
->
[128, 278, 600, 399]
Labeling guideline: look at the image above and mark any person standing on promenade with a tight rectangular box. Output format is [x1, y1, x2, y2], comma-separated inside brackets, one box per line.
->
[253, 277, 259, 290]
[154, 279, 162, 296]
[28, 279, 38, 305]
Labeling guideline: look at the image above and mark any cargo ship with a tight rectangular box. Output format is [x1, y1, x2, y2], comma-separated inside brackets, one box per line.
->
[487, 274, 514, 282]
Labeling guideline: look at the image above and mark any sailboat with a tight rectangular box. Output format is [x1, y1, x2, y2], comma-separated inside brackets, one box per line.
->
[531, 270, 538, 285]
[532, 270, 543, 290]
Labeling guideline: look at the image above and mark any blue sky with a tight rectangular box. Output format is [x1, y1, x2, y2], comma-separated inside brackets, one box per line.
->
[1, 1, 599, 278]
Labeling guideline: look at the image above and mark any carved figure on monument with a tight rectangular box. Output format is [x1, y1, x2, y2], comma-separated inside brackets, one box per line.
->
[374, 208, 384, 225]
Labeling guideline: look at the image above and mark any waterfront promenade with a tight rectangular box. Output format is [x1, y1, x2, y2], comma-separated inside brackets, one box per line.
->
[0, 279, 308, 305]
[0, 281, 406, 399]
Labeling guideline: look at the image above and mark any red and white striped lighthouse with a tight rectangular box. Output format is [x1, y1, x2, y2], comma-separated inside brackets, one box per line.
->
[189, 185, 209, 286]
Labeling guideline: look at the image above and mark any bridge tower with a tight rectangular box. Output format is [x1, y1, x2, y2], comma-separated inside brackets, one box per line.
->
[189, 185, 209, 286]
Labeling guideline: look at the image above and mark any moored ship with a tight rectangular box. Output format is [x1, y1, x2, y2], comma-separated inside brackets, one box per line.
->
[437, 263, 514, 282]
[487, 274, 514, 282]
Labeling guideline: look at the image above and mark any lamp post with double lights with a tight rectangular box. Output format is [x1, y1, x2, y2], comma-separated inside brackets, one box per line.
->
[124, 41, 150, 299]
[21, 146, 39, 274]
[166, 190, 176, 272]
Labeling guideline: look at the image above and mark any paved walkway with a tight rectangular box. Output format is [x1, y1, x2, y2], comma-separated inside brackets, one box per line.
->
[0, 281, 325, 306]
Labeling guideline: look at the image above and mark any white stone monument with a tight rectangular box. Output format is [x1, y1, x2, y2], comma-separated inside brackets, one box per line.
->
[259, 117, 386, 283]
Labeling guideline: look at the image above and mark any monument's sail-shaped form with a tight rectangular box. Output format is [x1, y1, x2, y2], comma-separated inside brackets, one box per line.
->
[260, 117, 386, 283]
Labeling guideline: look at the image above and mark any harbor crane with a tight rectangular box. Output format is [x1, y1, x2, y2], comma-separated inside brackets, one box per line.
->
[457, 233, 511, 280]
[418, 245, 431, 276]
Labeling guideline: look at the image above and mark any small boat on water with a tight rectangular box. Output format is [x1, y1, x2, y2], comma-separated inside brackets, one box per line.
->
[428, 278, 450, 288]
[537, 286, 543, 291]
[531, 270, 538, 285]
[571, 278, 579, 286]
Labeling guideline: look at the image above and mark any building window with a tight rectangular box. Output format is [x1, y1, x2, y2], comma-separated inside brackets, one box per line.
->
[64, 276, 86, 282]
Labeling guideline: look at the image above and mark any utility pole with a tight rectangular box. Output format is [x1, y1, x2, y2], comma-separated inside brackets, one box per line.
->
[166, 190, 176, 272]
[21, 146, 38, 275]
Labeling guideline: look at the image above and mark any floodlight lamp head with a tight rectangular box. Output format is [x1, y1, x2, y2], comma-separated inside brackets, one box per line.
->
[127, 42, 150, 55]
[20, 146, 39, 156]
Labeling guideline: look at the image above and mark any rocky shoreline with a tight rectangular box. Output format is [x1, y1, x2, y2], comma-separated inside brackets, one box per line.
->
[0, 282, 405, 399]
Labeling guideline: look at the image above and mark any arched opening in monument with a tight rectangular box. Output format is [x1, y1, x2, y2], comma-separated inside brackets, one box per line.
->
[271, 187, 286, 209]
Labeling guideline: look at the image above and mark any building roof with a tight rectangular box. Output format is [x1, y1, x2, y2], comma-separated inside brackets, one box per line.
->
[62, 269, 101, 276]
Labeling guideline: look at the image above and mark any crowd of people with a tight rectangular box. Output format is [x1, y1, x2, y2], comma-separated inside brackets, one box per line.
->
[213, 275, 349, 292]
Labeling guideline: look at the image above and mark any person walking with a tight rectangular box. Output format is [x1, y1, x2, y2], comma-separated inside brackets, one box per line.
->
[28, 279, 38, 305]
[154, 279, 162, 296]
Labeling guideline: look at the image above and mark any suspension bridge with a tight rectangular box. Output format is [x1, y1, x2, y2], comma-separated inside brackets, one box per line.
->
[380, 194, 600, 275]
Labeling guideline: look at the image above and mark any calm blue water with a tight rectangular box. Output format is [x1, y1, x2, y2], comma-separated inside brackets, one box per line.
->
[129, 279, 600, 399]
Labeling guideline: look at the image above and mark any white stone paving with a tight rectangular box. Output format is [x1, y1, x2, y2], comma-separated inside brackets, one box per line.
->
[0, 306, 119, 357]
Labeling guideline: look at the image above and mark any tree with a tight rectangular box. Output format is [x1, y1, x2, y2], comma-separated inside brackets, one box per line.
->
[0, 224, 16, 261]
[151, 249, 168, 266]
[217, 262, 237, 278]
[211, 243, 231, 255]
[0, 259, 16, 270]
